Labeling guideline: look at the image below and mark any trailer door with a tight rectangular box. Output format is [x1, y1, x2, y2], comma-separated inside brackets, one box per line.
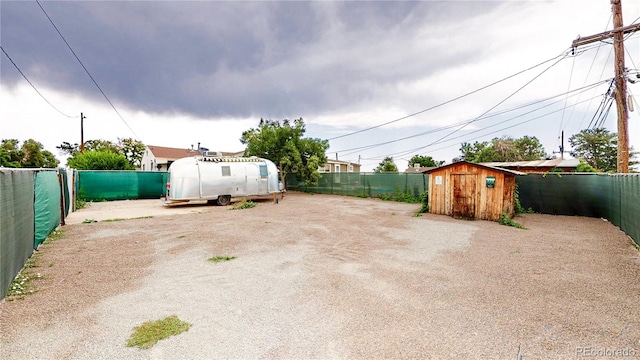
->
[258, 164, 269, 194]
[246, 164, 259, 195]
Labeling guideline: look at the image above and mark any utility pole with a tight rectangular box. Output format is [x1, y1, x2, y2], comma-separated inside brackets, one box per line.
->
[571, 0, 640, 173]
[80, 112, 85, 153]
[559, 131, 565, 160]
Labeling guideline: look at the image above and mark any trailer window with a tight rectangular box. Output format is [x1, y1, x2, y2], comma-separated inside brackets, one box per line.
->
[221, 166, 231, 176]
[259, 165, 268, 178]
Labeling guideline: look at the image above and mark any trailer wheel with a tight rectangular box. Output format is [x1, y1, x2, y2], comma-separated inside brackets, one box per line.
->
[217, 195, 231, 206]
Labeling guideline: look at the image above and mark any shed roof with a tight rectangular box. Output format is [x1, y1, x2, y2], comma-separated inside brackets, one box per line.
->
[479, 158, 580, 169]
[423, 161, 526, 176]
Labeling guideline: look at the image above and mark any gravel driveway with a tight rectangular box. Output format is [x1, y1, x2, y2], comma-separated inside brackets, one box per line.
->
[1, 192, 639, 359]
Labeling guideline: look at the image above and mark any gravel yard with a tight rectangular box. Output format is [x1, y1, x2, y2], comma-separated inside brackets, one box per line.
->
[1, 192, 639, 359]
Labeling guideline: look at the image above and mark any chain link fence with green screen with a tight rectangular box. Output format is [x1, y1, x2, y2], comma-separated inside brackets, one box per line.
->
[1, 169, 36, 298]
[76, 171, 168, 201]
[34, 170, 61, 248]
[286, 172, 428, 200]
[517, 173, 639, 247]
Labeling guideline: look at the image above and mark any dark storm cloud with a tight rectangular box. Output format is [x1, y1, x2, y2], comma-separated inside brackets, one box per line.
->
[1, 1, 500, 119]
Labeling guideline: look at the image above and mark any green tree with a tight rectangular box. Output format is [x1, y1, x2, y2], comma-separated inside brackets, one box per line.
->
[57, 139, 120, 156]
[1, 139, 59, 168]
[458, 135, 546, 163]
[240, 118, 329, 186]
[408, 155, 444, 168]
[67, 150, 133, 170]
[118, 138, 146, 168]
[1, 139, 22, 167]
[567, 128, 639, 172]
[21, 139, 60, 168]
[514, 135, 546, 160]
[576, 160, 598, 172]
[374, 156, 398, 173]
[58, 138, 145, 168]
[56, 141, 79, 156]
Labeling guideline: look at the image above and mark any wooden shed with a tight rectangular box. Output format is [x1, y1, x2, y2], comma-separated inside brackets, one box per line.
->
[424, 161, 524, 221]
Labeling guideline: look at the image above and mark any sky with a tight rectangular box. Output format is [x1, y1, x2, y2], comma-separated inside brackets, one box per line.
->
[1, 0, 640, 172]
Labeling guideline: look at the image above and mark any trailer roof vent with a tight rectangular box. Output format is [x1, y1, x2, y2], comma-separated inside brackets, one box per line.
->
[204, 151, 223, 158]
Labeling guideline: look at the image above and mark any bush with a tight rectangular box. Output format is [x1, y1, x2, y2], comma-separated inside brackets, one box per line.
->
[68, 150, 133, 170]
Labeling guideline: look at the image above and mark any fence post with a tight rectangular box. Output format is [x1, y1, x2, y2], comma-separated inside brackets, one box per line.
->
[58, 173, 65, 226]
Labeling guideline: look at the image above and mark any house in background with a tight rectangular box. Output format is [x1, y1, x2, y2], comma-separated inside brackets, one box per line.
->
[479, 158, 580, 173]
[404, 164, 437, 173]
[318, 159, 361, 173]
[140, 145, 244, 171]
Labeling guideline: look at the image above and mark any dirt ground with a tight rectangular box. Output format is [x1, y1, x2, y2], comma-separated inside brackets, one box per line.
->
[1, 192, 639, 359]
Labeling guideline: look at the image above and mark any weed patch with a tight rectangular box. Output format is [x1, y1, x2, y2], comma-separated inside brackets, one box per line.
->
[208, 256, 236, 263]
[414, 192, 429, 217]
[499, 213, 527, 229]
[230, 198, 256, 210]
[126, 315, 191, 349]
[5, 229, 64, 300]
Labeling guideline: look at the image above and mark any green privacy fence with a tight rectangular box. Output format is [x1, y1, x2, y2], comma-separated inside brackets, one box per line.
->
[516, 173, 640, 247]
[77, 171, 168, 201]
[1, 169, 69, 299]
[34, 171, 61, 248]
[286, 172, 428, 198]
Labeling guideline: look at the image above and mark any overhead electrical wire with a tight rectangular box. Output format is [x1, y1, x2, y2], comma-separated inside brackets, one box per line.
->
[388, 50, 571, 159]
[361, 95, 604, 162]
[327, 48, 576, 141]
[331, 79, 609, 156]
[1, 44, 77, 118]
[586, 79, 615, 129]
[556, 50, 576, 148]
[35, 0, 142, 141]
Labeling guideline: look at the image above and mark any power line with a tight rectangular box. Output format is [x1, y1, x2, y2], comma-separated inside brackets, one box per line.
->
[363, 95, 604, 161]
[327, 48, 574, 141]
[390, 51, 570, 158]
[331, 79, 609, 156]
[1, 44, 77, 118]
[35, 0, 142, 141]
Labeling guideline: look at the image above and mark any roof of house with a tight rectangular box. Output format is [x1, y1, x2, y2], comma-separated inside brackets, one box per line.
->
[147, 145, 200, 160]
[147, 146, 244, 160]
[479, 158, 580, 169]
[326, 159, 361, 166]
[404, 166, 437, 173]
[423, 161, 525, 176]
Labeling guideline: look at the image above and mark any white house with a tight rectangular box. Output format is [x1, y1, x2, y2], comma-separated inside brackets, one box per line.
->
[318, 159, 361, 173]
[139, 145, 244, 171]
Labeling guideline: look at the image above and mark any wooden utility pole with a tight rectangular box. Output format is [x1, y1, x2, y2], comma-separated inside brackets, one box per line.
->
[80, 112, 85, 153]
[571, 0, 640, 173]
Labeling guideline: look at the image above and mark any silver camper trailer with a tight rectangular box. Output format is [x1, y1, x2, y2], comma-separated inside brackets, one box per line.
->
[163, 154, 282, 205]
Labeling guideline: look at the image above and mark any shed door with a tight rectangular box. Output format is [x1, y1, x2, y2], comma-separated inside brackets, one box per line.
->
[452, 174, 477, 220]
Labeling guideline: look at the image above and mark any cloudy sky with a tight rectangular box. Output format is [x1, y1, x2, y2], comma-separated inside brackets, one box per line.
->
[2, 0, 639, 171]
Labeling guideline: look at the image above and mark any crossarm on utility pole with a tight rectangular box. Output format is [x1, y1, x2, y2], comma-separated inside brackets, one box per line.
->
[569, 0, 637, 173]
[572, 23, 640, 48]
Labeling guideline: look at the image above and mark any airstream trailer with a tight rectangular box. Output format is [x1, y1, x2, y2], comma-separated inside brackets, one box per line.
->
[163, 155, 282, 205]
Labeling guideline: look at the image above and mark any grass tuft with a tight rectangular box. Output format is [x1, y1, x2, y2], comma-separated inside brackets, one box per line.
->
[230, 198, 256, 210]
[126, 315, 191, 349]
[208, 256, 236, 263]
[103, 216, 153, 222]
